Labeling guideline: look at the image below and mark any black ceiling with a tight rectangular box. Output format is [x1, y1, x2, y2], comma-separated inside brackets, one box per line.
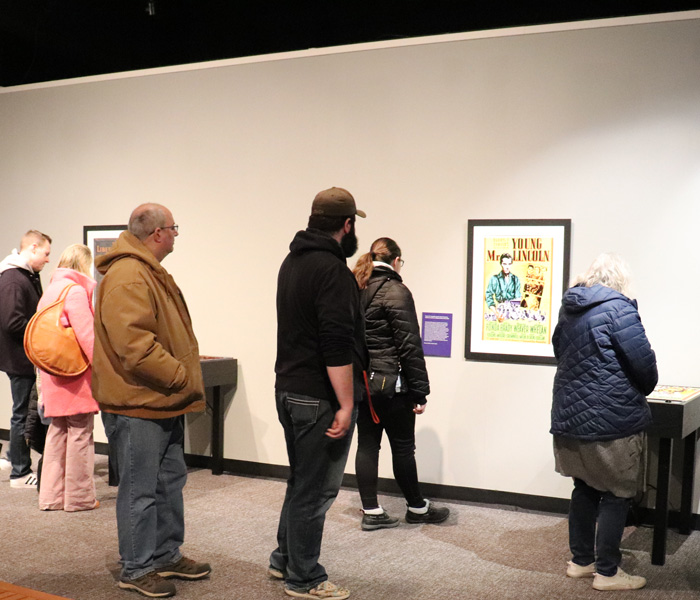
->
[2, 1, 699, 87]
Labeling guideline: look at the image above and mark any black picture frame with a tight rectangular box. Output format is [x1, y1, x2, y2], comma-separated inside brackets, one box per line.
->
[83, 225, 127, 284]
[465, 219, 571, 365]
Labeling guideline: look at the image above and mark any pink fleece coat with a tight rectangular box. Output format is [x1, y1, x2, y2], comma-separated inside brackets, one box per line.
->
[37, 268, 99, 417]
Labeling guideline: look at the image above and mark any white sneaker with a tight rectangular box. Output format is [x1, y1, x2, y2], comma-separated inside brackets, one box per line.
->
[566, 560, 595, 578]
[10, 473, 38, 489]
[592, 568, 646, 591]
[0, 457, 11, 470]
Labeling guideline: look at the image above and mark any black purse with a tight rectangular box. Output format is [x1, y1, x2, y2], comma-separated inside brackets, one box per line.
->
[367, 369, 401, 399]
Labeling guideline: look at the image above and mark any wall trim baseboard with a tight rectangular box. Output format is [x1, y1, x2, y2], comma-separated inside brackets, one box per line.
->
[5, 430, 698, 530]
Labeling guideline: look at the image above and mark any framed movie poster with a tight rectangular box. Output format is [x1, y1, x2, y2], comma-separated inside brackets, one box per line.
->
[465, 219, 571, 365]
[83, 225, 127, 285]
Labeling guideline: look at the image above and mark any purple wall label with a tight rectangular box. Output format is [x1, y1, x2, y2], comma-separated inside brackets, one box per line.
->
[422, 312, 452, 357]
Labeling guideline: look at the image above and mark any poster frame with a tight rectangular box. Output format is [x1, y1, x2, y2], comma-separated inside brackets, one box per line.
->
[83, 225, 127, 282]
[465, 218, 571, 366]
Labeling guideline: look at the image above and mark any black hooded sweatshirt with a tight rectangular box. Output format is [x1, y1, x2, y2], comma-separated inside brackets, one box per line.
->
[275, 228, 368, 403]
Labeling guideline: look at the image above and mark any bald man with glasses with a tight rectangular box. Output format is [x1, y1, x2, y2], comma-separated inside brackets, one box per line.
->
[93, 203, 210, 598]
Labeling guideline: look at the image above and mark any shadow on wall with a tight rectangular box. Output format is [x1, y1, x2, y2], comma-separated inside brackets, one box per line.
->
[185, 367, 277, 465]
[642, 435, 690, 514]
[184, 381, 237, 456]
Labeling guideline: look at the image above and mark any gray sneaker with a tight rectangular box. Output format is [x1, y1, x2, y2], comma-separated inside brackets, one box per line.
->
[405, 501, 449, 524]
[119, 572, 176, 597]
[361, 511, 399, 531]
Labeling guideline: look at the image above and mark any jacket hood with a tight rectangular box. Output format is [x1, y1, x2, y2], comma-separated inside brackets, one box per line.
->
[95, 231, 164, 277]
[49, 267, 97, 302]
[0, 250, 31, 275]
[561, 284, 635, 315]
[289, 228, 345, 262]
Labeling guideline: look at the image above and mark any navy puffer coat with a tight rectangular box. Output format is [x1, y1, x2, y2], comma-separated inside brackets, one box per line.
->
[550, 284, 658, 441]
[363, 266, 430, 403]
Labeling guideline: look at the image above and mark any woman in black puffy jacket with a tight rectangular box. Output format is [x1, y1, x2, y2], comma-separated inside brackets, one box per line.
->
[352, 238, 449, 530]
[551, 253, 657, 591]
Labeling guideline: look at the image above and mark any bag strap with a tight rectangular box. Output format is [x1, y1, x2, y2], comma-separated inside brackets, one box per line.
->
[361, 275, 399, 421]
[362, 370, 381, 424]
[55, 282, 77, 303]
[364, 276, 402, 374]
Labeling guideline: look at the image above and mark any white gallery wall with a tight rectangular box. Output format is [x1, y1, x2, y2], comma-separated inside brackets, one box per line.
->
[1, 13, 699, 504]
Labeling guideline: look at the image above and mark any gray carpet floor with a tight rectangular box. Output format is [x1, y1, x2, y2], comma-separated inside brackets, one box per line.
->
[1, 454, 700, 600]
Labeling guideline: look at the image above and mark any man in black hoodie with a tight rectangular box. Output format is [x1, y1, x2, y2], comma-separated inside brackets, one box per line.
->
[269, 187, 367, 600]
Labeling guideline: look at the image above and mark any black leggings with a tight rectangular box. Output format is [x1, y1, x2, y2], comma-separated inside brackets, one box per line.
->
[354, 395, 423, 509]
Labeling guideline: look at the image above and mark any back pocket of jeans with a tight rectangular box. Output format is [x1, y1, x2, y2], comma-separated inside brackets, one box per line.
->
[287, 397, 320, 426]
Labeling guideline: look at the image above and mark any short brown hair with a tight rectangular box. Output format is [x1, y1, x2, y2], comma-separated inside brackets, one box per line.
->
[20, 230, 52, 250]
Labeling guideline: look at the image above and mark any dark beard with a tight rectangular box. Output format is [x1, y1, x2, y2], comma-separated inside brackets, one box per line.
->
[340, 226, 358, 258]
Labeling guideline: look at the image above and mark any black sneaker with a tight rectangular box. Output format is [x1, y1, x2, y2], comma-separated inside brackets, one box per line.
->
[405, 502, 450, 524]
[119, 572, 176, 598]
[361, 510, 400, 531]
[154, 556, 211, 580]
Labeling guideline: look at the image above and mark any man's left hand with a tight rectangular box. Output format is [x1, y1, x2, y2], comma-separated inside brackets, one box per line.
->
[326, 406, 352, 439]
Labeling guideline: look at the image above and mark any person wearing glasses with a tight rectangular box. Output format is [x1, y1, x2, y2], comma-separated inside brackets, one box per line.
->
[352, 237, 449, 530]
[92, 204, 210, 598]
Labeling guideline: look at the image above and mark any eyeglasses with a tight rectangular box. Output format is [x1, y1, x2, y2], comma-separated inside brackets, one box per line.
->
[398, 258, 405, 267]
[149, 224, 179, 236]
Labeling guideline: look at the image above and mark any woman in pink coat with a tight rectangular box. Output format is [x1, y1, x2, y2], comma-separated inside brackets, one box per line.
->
[37, 244, 99, 511]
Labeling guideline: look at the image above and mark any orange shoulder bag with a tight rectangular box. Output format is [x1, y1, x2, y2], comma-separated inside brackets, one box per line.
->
[23, 283, 89, 377]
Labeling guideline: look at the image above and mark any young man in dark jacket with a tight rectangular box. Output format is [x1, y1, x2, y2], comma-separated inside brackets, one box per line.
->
[269, 187, 368, 600]
[0, 230, 51, 489]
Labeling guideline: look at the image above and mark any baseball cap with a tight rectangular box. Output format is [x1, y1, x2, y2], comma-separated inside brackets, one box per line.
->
[311, 187, 366, 218]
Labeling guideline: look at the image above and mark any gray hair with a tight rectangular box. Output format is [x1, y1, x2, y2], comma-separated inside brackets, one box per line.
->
[573, 252, 631, 296]
[128, 204, 168, 241]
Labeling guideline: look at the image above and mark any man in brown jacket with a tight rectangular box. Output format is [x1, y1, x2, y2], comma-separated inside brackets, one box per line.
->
[93, 204, 210, 598]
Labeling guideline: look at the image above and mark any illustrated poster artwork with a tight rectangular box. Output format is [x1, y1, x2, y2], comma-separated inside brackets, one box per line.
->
[465, 220, 570, 365]
[482, 236, 554, 345]
[92, 238, 118, 285]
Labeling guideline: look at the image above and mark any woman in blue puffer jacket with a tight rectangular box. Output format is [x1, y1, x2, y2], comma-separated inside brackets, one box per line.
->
[551, 253, 657, 592]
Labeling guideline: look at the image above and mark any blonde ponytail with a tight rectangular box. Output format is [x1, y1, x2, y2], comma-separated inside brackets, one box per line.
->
[353, 252, 374, 290]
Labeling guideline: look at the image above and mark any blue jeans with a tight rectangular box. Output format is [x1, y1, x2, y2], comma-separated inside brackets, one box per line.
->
[7, 374, 35, 479]
[270, 391, 357, 592]
[102, 413, 186, 580]
[569, 477, 629, 577]
[355, 395, 423, 509]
